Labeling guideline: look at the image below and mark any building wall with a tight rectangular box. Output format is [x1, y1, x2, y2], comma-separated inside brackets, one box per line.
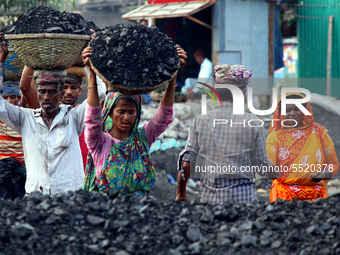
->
[79, 6, 131, 29]
[213, 0, 269, 82]
[298, 0, 340, 97]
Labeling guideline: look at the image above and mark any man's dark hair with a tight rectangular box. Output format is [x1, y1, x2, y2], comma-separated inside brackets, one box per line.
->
[215, 87, 243, 102]
[138, 19, 148, 25]
[194, 49, 206, 58]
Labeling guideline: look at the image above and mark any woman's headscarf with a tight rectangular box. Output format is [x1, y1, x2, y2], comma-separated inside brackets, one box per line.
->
[0, 81, 20, 96]
[213, 64, 252, 89]
[101, 92, 141, 133]
[268, 92, 314, 135]
[84, 92, 156, 199]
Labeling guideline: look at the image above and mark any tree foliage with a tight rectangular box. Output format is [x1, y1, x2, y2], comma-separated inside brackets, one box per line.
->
[278, 0, 298, 38]
[0, 0, 76, 27]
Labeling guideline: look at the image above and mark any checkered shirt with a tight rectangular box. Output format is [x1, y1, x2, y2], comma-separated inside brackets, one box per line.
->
[177, 102, 272, 204]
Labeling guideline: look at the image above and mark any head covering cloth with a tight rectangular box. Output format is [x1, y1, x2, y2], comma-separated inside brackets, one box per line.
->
[268, 92, 314, 134]
[65, 66, 87, 87]
[33, 70, 67, 91]
[84, 92, 156, 199]
[0, 81, 20, 97]
[213, 64, 252, 89]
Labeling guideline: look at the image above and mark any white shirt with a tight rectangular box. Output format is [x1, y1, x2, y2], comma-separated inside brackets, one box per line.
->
[192, 58, 213, 94]
[0, 64, 89, 195]
[198, 58, 213, 79]
[0, 98, 86, 195]
[0, 64, 108, 195]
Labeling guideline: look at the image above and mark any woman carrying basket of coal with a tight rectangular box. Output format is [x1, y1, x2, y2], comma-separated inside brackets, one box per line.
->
[82, 46, 187, 199]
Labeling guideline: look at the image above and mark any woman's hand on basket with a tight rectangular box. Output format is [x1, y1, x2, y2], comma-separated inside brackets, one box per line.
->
[82, 47, 92, 67]
[176, 45, 187, 66]
[90, 29, 97, 40]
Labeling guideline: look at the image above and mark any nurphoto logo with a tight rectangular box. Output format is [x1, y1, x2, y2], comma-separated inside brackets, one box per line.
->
[199, 84, 312, 128]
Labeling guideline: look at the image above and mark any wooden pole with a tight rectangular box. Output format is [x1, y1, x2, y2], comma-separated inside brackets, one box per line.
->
[327, 15, 334, 96]
[268, 2, 274, 78]
[186, 15, 212, 30]
[268, 1, 275, 107]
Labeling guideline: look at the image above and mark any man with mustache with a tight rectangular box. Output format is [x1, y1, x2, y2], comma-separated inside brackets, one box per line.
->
[61, 67, 89, 170]
[0, 34, 104, 195]
[62, 67, 85, 108]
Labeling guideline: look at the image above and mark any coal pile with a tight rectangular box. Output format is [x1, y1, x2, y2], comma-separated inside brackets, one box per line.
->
[5, 6, 99, 35]
[1, 190, 340, 255]
[90, 24, 180, 89]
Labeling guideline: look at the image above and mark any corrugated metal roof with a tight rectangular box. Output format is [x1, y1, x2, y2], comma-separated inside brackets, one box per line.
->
[78, 0, 137, 9]
[121, 1, 214, 20]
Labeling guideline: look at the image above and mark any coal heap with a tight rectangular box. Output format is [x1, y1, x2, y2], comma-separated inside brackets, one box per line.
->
[90, 23, 180, 89]
[6, 6, 99, 35]
[1, 190, 340, 255]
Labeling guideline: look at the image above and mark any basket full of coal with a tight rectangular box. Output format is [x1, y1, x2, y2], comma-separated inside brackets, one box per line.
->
[2, 190, 340, 255]
[4, 6, 99, 70]
[89, 23, 180, 94]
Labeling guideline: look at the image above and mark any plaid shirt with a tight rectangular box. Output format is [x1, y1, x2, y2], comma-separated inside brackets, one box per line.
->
[178, 102, 272, 204]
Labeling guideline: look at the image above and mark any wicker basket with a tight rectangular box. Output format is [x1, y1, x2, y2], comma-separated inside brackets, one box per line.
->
[3, 48, 24, 81]
[73, 54, 85, 67]
[5, 33, 90, 70]
[89, 58, 179, 95]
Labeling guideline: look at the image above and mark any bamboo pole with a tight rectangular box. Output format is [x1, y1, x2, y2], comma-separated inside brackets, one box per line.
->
[327, 15, 334, 97]
[268, 1, 275, 107]
[268, 1, 274, 78]
[186, 15, 212, 30]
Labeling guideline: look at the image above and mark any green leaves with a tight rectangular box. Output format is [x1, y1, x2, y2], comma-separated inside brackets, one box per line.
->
[0, 0, 76, 28]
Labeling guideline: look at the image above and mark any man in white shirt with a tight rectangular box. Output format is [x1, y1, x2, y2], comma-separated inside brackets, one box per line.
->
[182, 49, 213, 100]
[0, 34, 103, 195]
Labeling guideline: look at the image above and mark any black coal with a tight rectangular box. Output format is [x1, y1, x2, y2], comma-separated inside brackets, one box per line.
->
[1, 189, 340, 255]
[90, 24, 180, 89]
[5, 6, 99, 35]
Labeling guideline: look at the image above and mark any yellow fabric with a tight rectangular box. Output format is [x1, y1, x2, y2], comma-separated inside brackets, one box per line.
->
[267, 93, 339, 202]
[267, 126, 339, 202]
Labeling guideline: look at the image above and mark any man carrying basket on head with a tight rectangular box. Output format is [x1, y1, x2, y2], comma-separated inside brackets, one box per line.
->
[0, 33, 105, 195]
